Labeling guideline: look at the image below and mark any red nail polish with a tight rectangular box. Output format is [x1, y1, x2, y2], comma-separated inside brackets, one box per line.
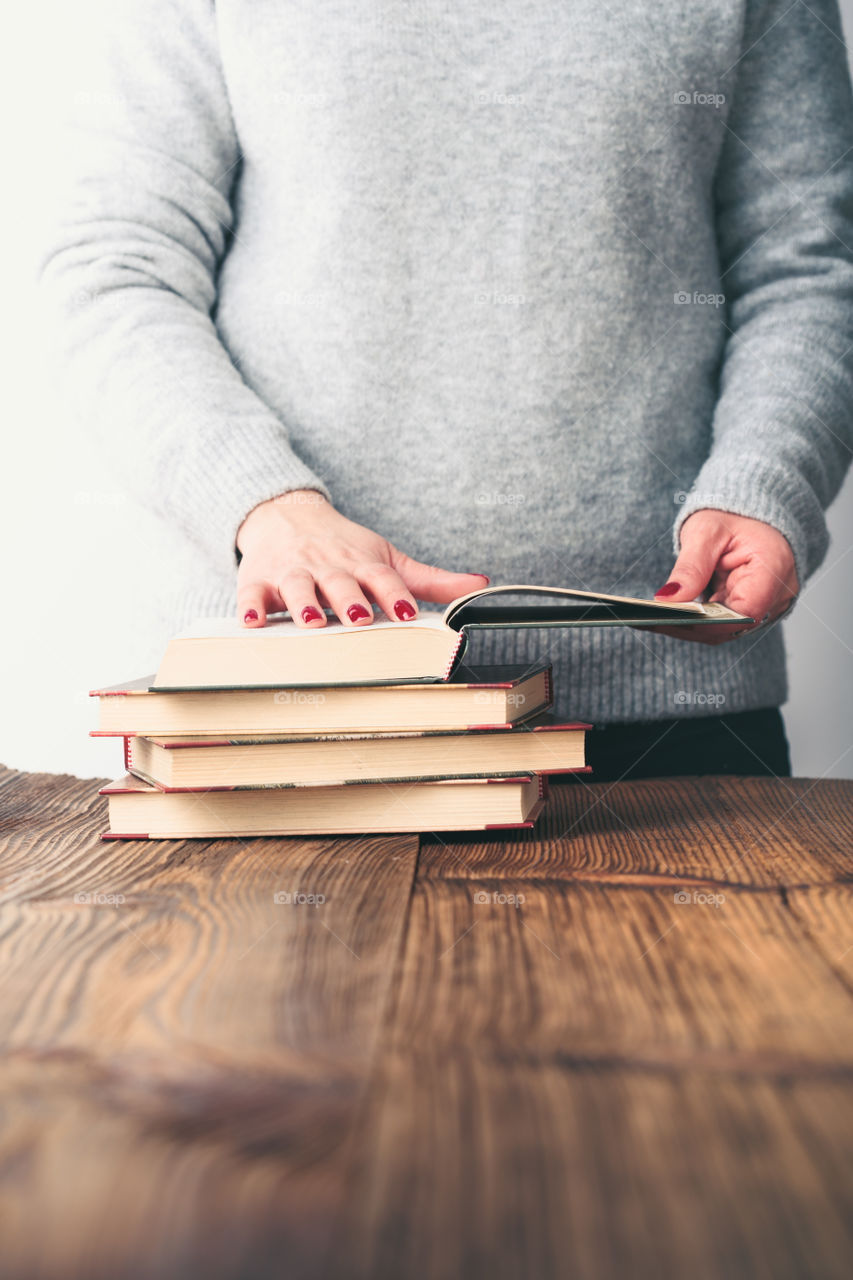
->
[475, 574, 491, 583]
[394, 599, 416, 621]
[347, 603, 370, 622]
[244, 609, 259, 623]
[301, 606, 322, 623]
[655, 582, 681, 598]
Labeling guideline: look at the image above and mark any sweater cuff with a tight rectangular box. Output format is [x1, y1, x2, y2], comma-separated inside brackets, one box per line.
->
[672, 454, 827, 595]
[166, 418, 333, 577]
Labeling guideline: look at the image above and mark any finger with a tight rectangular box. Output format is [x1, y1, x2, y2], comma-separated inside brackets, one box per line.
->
[655, 516, 727, 603]
[389, 549, 490, 602]
[275, 569, 329, 628]
[643, 621, 751, 647]
[719, 562, 780, 625]
[236, 580, 279, 627]
[354, 562, 420, 622]
[314, 567, 374, 626]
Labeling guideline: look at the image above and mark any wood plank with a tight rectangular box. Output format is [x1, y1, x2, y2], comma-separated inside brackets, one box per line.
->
[3, 765, 853, 1279]
[356, 877, 853, 1069]
[331, 864, 853, 1277]
[419, 776, 853, 887]
[0, 1052, 357, 1280]
[0, 767, 419, 1278]
[784, 884, 853, 986]
[331, 1062, 853, 1280]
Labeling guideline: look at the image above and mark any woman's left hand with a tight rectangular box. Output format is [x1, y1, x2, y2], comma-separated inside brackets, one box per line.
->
[649, 509, 800, 645]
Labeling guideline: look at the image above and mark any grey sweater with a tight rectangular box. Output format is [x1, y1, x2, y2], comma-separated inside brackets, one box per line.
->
[41, 0, 853, 723]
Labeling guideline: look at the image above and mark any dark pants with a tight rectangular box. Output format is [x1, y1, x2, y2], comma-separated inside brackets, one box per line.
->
[562, 708, 791, 782]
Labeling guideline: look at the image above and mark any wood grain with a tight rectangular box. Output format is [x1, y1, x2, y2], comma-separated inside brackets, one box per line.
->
[355, 877, 853, 1069]
[333, 1063, 853, 1280]
[0, 766, 418, 1279]
[420, 775, 853, 887]
[1, 765, 853, 1279]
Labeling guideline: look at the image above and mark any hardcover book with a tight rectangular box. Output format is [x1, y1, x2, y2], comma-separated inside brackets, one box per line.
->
[91, 663, 552, 736]
[124, 713, 588, 789]
[100, 772, 549, 839]
[151, 583, 750, 689]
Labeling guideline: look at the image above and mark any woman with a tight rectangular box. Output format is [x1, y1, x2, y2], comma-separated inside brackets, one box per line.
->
[41, 0, 853, 779]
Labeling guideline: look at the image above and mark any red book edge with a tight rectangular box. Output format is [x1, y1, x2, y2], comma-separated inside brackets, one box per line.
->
[121, 720, 593, 750]
[98, 772, 548, 797]
[89, 662, 552, 697]
[124, 765, 590, 794]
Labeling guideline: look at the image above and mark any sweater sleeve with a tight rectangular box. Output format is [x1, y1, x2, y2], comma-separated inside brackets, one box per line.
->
[38, 0, 332, 578]
[673, 0, 853, 589]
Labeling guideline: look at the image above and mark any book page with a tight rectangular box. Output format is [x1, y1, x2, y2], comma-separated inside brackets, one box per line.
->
[173, 610, 449, 640]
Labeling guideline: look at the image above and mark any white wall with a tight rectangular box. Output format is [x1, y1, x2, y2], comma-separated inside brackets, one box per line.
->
[2, 2, 851, 782]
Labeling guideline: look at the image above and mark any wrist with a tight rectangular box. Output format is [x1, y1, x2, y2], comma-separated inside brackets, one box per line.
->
[236, 489, 330, 554]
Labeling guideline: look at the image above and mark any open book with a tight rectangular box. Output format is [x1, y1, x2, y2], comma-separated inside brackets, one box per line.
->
[152, 583, 751, 689]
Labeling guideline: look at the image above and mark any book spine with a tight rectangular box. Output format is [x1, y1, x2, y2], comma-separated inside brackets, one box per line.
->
[484, 818, 538, 830]
[123, 736, 132, 772]
[536, 765, 592, 776]
[443, 628, 468, 681]
[543, 666, 553, 709]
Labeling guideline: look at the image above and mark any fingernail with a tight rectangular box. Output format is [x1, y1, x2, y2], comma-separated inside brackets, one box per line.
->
[301, 606, 323, 623]
[243, 609, 259, 623]
[474, 574, 491, 582]
[347, 603, 370, 622]
[394, 599, 416, 621]
[654, 582, 681, 598]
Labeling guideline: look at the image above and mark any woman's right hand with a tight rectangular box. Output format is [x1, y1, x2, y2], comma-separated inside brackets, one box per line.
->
[235, 489, 490, 628]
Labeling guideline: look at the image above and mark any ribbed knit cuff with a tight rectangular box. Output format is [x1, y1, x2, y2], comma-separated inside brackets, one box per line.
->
[168, 417, 334, 578]
[672, 453, 826, 596]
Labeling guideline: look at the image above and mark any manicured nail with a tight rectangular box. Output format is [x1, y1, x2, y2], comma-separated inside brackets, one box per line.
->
[654, 582, 681, 598]
[475, 574, 490, 582]
[244, 609, 259, 623]
[394, 599, 416, 621]
[301, 606, 322, 623]
[347, 603, 370, 622]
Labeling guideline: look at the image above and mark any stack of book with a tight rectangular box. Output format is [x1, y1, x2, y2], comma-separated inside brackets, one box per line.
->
[91, 584, 747, 839]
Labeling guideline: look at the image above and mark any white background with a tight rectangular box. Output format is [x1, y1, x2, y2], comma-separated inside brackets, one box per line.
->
[2, 2, 852, 783]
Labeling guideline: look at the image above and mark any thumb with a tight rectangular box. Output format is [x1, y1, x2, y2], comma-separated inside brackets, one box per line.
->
[389, 548, 490, 604]
[656, 518, 724, 603]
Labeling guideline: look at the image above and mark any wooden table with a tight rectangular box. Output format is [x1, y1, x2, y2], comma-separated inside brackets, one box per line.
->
[1, 764, 852, 1279]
